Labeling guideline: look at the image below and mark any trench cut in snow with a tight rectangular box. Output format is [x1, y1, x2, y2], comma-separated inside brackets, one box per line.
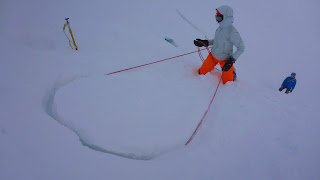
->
[44, 55, 217, 160]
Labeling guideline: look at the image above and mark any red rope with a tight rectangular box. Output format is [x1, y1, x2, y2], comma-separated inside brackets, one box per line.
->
[103, 45, 223, 146]
[185, 43, 222, 145]
[105, 48, 208, 76]
[197, 47, 205, 62]
[185, 72, 223, 145]
[197, 45, 210, 62]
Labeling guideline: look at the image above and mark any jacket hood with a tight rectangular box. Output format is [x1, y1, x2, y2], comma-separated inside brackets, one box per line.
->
[217, 5, 234, 17]
[216, 5, 234, 27]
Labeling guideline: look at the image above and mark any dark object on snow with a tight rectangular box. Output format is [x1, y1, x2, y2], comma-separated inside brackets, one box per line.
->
[279, 73, 296, 94]
[194, 39, 209, 47]
[222, 57, 235, 71]
[233, 69, 237, 81]
[165, 37, 178, 47]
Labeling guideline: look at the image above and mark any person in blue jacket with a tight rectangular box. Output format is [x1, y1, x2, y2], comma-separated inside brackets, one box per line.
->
[279, 73, 297, 94]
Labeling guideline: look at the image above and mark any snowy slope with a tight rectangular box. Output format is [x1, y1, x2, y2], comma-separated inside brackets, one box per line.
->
[1, 0, 320, 180]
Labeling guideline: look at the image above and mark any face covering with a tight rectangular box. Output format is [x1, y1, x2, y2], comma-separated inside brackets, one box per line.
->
[216, 15, 223, 22]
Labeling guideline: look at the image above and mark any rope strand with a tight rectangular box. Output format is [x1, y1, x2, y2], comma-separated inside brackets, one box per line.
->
[105, 48, 208, 76]
[185, 73, 222, 145]
[103, 46, 223, 146]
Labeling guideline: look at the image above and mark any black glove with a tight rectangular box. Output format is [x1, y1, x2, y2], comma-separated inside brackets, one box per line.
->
[194, 39, 209, 47]
[222, 57, 236, 71]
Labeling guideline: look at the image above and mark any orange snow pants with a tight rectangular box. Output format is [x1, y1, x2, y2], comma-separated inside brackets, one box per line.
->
[199, 52, 234, 84]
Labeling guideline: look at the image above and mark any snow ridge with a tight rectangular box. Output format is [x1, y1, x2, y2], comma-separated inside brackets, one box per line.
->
[42, 76, 168, 160]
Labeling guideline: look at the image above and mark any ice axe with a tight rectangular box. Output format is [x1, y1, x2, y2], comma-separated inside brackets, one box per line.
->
[63, 18, 78, 50]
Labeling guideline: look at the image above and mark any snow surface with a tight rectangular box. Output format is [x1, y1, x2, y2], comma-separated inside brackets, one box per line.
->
[1, 0, 320, 179]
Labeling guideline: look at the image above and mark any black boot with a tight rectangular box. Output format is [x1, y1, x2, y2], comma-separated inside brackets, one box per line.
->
[285, 88, 290, 94]
[233, 69, 237, 81]
[279, 87, 285, 91]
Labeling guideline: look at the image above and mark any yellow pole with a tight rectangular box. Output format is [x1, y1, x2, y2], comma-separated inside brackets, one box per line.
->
[63, 23, 74, 50]
[64, 18, 78, 50]
[68, 24, 78, 50]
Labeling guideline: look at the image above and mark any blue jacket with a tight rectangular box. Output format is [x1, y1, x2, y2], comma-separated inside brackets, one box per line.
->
[282, 77, 297, 90]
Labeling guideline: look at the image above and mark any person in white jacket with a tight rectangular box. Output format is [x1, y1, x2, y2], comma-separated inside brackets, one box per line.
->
[194, 5, 245, 84]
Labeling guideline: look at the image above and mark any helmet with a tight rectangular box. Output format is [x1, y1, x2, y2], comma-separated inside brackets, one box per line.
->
[291, 72, 296, 77]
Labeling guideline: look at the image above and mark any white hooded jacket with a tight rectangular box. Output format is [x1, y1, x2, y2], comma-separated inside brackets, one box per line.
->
[208, 5, 245, 60]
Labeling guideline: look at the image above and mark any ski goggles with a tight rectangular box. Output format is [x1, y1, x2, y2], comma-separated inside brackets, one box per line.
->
[215, 15, 223, 22]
